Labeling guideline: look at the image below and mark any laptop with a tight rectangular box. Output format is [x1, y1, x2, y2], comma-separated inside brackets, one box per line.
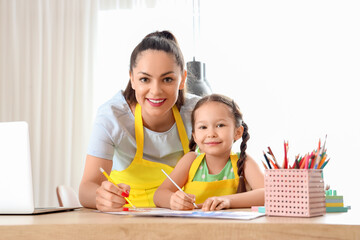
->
[0, 121, 81, 214]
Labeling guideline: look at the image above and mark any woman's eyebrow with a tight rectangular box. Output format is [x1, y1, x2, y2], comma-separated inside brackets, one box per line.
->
[137, 71, 151, 76]
[137, 71, 175, 77]
[160, 71, 175, 77]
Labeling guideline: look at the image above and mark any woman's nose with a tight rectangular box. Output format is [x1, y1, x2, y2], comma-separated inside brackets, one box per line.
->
[150, 80, 163, 95]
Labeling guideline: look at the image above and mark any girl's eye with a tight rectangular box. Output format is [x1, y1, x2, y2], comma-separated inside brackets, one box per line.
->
[139, 77, 149, 83]
[163, 77, 173, 83]
[198, 125, 207, 130]
[217, 123, 225, 128]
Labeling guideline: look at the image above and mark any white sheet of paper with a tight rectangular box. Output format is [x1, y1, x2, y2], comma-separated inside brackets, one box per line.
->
[102, 208, 265, 220]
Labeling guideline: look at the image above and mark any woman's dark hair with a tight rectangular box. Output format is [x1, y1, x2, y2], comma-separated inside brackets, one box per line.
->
[189, 94, 250, 193]
[123, 30, 185, 109]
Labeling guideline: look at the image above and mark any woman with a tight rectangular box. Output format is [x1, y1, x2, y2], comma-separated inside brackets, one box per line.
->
[79, 31, 199, 211]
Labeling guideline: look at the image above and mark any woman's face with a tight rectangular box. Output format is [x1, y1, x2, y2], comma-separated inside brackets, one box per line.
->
[130, 50, 186, 119]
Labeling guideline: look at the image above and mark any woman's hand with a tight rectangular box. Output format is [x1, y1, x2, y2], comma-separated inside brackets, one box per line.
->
[95, 181, 131, 212]
[202, 196, 230, 211]
[169, 190, 196, 210]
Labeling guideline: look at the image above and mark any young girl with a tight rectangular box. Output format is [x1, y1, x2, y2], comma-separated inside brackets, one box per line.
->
[154, 94, 264, 211]
[79, 31, 199, 211]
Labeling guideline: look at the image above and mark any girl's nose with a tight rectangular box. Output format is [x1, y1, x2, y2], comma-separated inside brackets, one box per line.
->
[206, 128, 217, 138]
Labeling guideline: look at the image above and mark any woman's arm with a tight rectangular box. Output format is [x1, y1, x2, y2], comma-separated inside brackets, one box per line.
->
[202, 155, 265, 211]
[79, 155, 130, 211]
[153, 152, 197, 210]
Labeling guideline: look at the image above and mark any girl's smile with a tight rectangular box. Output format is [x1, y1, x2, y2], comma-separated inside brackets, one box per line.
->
[204, 141, 222, 145]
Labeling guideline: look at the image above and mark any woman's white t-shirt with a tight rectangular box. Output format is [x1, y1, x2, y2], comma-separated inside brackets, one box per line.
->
[87, 91, 199, 171]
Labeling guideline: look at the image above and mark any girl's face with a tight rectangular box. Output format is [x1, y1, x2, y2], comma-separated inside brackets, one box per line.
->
[193, 101, 243, 157]
[130, 50, 186, 118]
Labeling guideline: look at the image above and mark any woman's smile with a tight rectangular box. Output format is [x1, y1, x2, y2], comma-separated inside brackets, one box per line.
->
[146, 98, 166, 107]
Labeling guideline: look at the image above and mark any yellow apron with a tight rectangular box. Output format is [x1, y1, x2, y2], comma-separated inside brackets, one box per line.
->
[183, 153, 239, 204]
[110, 104, 189, 207]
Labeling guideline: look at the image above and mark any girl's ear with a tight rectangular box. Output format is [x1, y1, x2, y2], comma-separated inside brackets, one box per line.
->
[234, 125, 244, 141]
[179, 70, 187, 90]
[192, 132, 197, 143]
[192, 133, 202, 153]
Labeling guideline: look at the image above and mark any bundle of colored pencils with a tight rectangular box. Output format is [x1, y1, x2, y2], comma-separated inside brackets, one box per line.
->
[262, 136, 330, 170]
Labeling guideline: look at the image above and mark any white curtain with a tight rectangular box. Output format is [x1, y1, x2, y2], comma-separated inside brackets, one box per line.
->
[0, 0, 98, 207]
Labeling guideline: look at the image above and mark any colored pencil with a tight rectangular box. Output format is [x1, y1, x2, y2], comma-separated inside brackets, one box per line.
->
[161, 169, 198, 208]
[99, 167, 136, 209]
[264, 136, 330, 170]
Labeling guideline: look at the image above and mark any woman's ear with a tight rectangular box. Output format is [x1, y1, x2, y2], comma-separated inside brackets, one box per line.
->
[234, 125, 244, 141]
[129, 71, 135, 89]
[179, 70, 187, 90]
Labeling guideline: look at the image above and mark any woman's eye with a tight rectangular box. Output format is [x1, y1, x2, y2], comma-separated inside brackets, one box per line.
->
[163, 77, 173, 83]
[139, 77, 149, 83]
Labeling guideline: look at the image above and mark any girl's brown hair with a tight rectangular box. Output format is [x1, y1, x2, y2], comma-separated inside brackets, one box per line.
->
[123, 30, 185, 109]
[189, 94, 250, 193]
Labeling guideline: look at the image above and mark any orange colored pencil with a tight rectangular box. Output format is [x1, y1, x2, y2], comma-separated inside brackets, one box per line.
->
[261, 160, 268, 169]
[300, 154, 308, 169]
[317, 153, 327, 169]
[269, 159, 279, 169]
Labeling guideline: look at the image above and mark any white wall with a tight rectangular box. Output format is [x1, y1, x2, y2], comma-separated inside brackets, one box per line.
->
[95, 1, 360, 208]
[200, 0, 360, 208]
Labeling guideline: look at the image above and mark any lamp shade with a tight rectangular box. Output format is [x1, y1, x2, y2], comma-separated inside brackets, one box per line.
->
[186, 60, 212, 97]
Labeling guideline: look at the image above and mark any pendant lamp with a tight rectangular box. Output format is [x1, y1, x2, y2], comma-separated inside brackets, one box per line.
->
[186, 0, 212, 97]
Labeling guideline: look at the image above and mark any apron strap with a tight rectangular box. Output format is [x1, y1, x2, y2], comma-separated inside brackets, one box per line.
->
[230, 153, 240, 178]
[134, 104, 144, 161]
[188, 153, 239, 183]
[172, 105, 189, 154]
[188, 153, 205, 182]
[134, 104, 189, 161]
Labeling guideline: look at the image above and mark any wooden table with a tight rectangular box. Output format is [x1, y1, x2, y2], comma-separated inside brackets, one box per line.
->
[1, 208, 359, 240]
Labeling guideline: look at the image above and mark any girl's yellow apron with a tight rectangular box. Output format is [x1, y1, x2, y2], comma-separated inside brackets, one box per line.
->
[110, 104, 189, 207]
[183, 153, 239, 204]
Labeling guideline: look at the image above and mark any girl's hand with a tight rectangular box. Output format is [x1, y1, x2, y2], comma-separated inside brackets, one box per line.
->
[169, 190, 196, 210]
[202, 196, 230, 211]
[95, 181, 131, 212]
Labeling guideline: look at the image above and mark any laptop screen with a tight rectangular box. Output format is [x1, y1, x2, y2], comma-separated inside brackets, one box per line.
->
[0, 121, 35, 213]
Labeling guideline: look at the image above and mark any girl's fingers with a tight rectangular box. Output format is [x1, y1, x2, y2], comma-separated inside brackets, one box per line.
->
[209, 199, 221, 211]
[170, 191, 195, 210]
[202, 198, 219, 211]
[178, 191, 196, 209]
[202, 197, 230, 211]
[187, 193, 196, 204]
[201, 199, 210, 211]
[215, 201, 226, 210]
